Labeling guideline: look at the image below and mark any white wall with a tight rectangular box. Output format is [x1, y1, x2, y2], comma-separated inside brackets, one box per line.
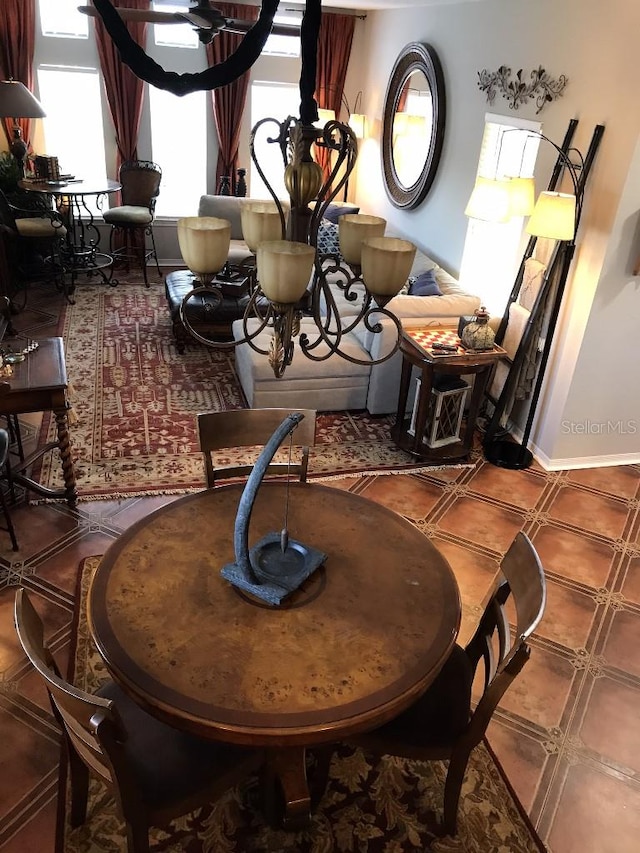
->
[352, 0, 640, 467]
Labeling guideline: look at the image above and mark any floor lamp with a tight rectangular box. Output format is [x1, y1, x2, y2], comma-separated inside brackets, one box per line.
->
[472, 126, 604, 469]
[0, 80, 46, 178]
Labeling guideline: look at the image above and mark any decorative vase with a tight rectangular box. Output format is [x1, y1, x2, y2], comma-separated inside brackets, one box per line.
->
[461, 306, 495, 351]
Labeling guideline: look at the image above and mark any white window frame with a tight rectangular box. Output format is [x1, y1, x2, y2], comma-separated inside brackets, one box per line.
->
[459, 113, 542, 318]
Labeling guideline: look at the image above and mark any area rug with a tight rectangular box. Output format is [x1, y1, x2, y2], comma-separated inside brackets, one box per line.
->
[56, 556, 546, 853]
[37, 282, 472, 500]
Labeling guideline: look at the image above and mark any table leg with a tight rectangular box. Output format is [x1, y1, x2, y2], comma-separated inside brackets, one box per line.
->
[54, 407, 78, 507]
[262, 746, 311, 830]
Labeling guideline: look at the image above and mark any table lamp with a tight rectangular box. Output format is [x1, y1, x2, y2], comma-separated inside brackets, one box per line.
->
[0, 80, 46, 178]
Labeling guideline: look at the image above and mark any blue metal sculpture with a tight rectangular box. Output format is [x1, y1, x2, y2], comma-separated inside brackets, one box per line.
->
[220, 412, 326, 605]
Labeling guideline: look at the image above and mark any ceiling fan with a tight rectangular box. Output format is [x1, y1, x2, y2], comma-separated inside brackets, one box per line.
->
[78, 1, 301, 43]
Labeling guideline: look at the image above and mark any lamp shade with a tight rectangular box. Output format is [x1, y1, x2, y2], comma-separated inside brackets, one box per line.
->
[177, 217, 231, 277]
[526, 191, 576, 240]
[0, 80, 46, 119]
[257, 240, 316, 304]
[465, 177, 512, 222]
[317, 108, 336, 125]
[348, 113, 366, 139]
[361, 237, 416, 302]
[507, 176, 535, 217]
[240, 201, 284, 252]
[338, 214, 386, 265]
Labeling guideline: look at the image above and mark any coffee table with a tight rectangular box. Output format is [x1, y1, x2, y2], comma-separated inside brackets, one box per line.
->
[88, 482, 461, 828]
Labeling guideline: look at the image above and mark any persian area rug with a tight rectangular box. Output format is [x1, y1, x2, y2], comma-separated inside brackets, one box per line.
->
[57, 556, 546, 853]
[38, 283, 470, 500]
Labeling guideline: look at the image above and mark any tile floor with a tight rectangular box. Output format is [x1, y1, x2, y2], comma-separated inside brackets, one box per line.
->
[0, 281, 639, 852]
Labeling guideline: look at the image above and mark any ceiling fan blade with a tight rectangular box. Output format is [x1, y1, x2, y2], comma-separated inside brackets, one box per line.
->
[222, 18, 301, 37]
[78, 6, 179, 24]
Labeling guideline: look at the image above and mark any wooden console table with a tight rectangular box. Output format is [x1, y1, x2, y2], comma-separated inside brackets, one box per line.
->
[0, 336, 77, 506]
[392, 327, 505, 463]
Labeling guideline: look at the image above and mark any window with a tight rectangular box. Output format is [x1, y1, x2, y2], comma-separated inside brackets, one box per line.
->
[149, 86, 207, 217]
[263, 13, 301, 57]
[153, 2, 199, 49]
[250, 82, 299, 199]
[39, 0, 88, 38]
[37, 66, 107, 208]
[459, 113, 541, 317]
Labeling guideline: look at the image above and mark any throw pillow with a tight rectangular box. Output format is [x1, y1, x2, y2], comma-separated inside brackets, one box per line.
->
[407, 269, 443, 297]
[317, 219, 341, 256]
[323, 203, 360, 224]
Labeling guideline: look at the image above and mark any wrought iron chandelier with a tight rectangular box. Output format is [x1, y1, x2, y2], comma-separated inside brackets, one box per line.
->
[87, 0, 414, 378]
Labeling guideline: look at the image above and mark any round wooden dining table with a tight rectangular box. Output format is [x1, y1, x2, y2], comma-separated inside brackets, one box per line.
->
[88, 482, 461, 828]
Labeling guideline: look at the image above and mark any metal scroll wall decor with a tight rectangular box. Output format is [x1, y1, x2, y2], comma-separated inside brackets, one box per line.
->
[477, 66, 567, 114]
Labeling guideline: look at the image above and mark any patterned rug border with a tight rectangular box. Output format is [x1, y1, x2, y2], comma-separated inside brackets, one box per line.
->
[56, 556, 548, 853]
[30, 282, 477, 500]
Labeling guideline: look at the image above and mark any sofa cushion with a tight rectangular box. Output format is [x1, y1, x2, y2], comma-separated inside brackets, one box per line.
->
[197, 195, 245, 239]
[317, 220, 341, 256]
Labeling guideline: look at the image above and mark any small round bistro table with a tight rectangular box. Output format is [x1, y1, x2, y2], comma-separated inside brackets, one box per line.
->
[19, 178, 121, 293]
[88, 482, 461, 828]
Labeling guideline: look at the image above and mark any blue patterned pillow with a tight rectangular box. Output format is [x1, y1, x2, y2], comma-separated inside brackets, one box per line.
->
[407, 269, 442, 296]
[317, 219, 341, 256]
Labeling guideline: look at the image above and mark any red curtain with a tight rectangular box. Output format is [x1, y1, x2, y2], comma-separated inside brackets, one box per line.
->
[94, 0, 149, 173]
[0, 0, 37, 153]
[206, 3, 257, 195]
[315, 12, 355, 182]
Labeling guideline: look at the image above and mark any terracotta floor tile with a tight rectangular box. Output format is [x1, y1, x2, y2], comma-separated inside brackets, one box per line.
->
[499, 645, 580, 731]
[0, 505, 79, 561]
[99, 493, 184, 528]
[619, 556, 640, 605]
[531, 524, 616, 589]
[577, 676, 640, 772]
[548, 486, 630, 539]
[31, 533, 118, 592]
[486, 720, 549, 814]
[0, 795, 58, 853]
[567, 465, 640, 499]
[0, 713, 60, 818]
[437, 495, 525, 552]
[536, 577, 603, 651]
[597, 608, 640, 677]
[356, 474, 444, 519]
[467, 463, 547, 508]
[546, 763, 640, 853]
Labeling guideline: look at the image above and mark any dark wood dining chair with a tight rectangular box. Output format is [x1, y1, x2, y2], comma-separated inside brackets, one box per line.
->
[14, 588, 263, 853]
[197, 408, 317, 486]
[346, 531, 546, 837]
[0, 426, 18, 550]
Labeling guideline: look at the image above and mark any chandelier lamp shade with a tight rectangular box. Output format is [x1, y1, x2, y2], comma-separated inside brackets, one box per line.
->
[86, 0, 414, 379]
[0, 80, 46, 177]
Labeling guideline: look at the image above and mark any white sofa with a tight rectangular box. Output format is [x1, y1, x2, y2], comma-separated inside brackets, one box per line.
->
[196, 194, 482, 414]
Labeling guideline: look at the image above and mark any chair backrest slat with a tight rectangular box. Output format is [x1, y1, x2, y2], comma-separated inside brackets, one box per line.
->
[197, 408, 317, 486]
[119, 160, 162, 209]
[14, 589, 120, 784]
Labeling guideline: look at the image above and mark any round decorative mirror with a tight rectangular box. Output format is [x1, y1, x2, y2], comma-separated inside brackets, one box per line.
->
[381, 42, 446, 209]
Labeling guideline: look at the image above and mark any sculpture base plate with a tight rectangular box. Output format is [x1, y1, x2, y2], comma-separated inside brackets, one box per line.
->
[221, 532, 326, 606]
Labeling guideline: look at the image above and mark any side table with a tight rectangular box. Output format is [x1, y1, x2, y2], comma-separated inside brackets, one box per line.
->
[391, 327, 505, 463]
[0, 337, 77, 506]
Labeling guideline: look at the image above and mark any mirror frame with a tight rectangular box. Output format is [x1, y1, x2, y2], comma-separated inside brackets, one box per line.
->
[381, 42, 446, 209]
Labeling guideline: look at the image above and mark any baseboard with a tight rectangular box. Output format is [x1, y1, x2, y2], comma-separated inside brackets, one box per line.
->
[495, 423, 640, 471]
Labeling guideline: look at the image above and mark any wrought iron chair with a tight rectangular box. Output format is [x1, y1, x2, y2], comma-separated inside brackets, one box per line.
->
[0, 188, 67, 307]
[197, 408, 317, 486]
[14, 588, 263, 853]
[102, 160, 162, 287]
[345, 531, 547, 837]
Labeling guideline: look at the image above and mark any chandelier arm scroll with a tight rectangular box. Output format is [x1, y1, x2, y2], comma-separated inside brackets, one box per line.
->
[299, 306, 403, 366]
[178, 286, 272, 351]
